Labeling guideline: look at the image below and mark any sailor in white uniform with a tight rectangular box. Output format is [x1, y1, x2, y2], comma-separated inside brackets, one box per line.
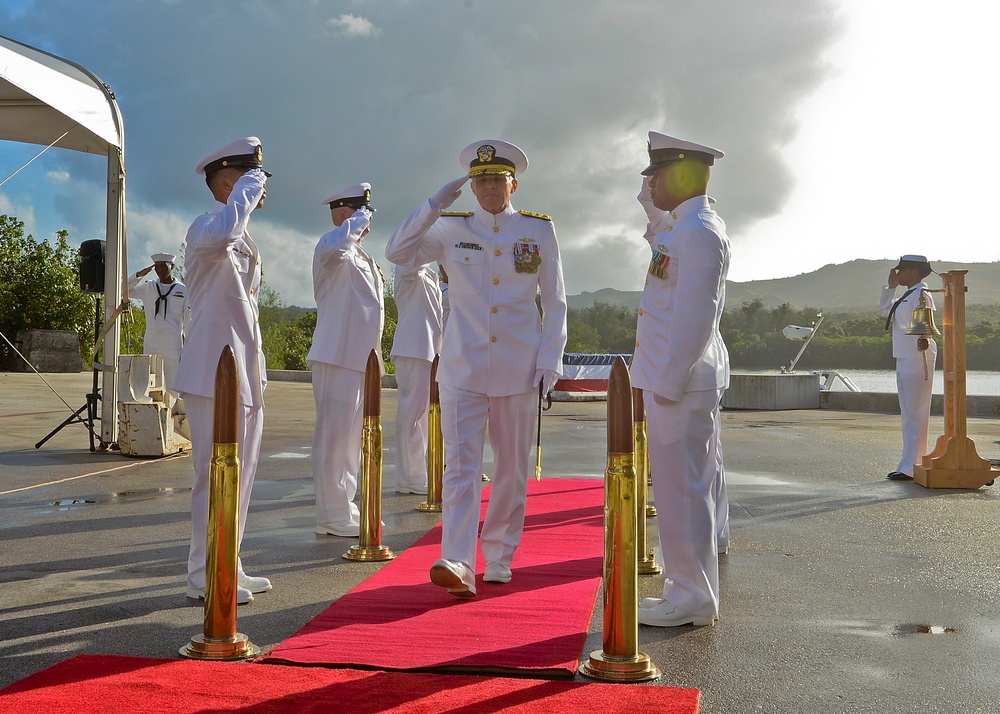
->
[173, 137, 272, 605]
[127, 252, 186, 401]
[629, 131, 729, 627]
[385, 140, 567, 597]
[307, 183, 384, 536]
[390, 262, 442, 495]
[878, 255, 937, 480]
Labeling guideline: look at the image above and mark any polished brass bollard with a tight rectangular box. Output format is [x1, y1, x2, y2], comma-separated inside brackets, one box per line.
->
[581, 358, 660, 682]
[181, 345, 259, 660]
[418, 355, 444, 512]
[632, 388, 661, 576]
[346, 350, 396, 561]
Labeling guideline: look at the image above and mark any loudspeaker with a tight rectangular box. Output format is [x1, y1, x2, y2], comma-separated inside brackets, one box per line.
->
[79, 239, 106, 293]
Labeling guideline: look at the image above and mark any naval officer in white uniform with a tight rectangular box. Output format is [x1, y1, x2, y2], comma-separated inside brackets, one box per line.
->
[629, 131, 729, 627]
[127, 252, 186, 400]
[879, 255, 937, 480]
[390, 262, 443, 495]
[385, 140, 567, 598]
[173, 137, 272, 605]
[308, 183, 384, 537]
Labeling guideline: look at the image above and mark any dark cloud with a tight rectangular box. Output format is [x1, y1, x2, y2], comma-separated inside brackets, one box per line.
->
[1, 0, 844, 305]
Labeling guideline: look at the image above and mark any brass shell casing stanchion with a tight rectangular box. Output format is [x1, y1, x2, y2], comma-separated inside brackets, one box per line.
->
[181, 346, 259, 660]
[419, 355, 444, 512]
[346, 350, 396, 561]
[632, 389, 661, 576]
[581, 358, 660, 683]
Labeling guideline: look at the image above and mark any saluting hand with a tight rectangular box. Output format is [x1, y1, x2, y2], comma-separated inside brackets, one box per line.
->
[430, 174, 470, 212]
[887, 268, 900, 289]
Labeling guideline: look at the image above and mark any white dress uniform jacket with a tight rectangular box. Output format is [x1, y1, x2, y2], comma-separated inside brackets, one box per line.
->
[127, 274, 186, 395]
[385, 201, 567, 397]
[172, 171, 267, 408]
[306, 212, 384, 371]
[390, 264, 442, 362]
[630, 195, 730, 400]
[879, 281, 937, 475]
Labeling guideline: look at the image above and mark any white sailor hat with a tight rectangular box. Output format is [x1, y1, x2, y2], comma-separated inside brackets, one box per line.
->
[642, 131, 724, 175]
[150, 252, 176, 264]
[894, 254, 932, 275]
[460, 140, 528, 177]
[322, 182, 374, 211]
[195, 136, 271, 177]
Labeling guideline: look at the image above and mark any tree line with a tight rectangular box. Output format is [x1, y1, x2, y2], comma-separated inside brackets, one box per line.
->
[3, 215, 999, 373]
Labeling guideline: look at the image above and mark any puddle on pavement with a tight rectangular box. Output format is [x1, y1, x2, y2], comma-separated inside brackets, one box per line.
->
[49, 487, 191, 510]
[893, 624, 956, 636]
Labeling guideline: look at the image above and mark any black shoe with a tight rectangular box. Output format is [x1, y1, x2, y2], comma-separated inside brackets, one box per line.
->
[886, 471, 913, 481]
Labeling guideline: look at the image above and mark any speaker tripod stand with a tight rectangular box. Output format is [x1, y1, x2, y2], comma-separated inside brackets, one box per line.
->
[35, 295, 108, 452]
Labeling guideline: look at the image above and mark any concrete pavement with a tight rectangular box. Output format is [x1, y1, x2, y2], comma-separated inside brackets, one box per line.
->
[1, 371, 998, 713]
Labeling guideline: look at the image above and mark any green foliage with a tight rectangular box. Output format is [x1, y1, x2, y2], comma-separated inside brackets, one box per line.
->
[0, 216, 95, 369]
[567, 301, 637, 353]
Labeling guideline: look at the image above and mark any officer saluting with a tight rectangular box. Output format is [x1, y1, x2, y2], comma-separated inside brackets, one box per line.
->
[173, 137, 272, 605]
[308, 183, 384, 536]
[630, 131, 730, 628]
[385, 140, 567, 598]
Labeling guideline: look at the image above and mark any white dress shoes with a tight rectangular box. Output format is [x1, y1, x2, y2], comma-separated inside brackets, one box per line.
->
[396, 483, 428, 495]
[185, 585, 254, 605]
[316, 520, 361, 537]
[430, 558, 476, 597]
[238, 573, 272, 593]
[483, 561, 512, 583]
[637, 599, 717, 627]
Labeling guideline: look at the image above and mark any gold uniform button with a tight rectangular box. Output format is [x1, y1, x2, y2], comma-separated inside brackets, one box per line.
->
[666, 225, 673, 231]
[635, 340, 639, 347]
[491, 307, 498, 314]
[464, 257, 470, 262]
[493, 226, 499, 233]
[490, 336, 497, 343]
[671, 212, 677, 219]
[493, 278, 499, 286]
[645, 279, 650, 286]
[638, 308, 643, 316]
[249, 289, 255, 295]
[495, 249, 502, 256]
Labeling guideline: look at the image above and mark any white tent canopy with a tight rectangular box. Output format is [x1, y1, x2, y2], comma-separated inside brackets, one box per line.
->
[1, 34, 126, 447]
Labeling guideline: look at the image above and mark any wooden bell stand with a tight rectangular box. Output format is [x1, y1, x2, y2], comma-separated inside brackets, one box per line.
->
[913, 270, 999, 489]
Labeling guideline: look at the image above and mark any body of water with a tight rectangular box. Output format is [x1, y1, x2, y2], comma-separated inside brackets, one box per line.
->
[733, 369, 1000, 396]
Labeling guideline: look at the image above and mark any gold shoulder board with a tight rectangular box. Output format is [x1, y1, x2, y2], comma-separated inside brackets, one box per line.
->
[440, 211, 474, 217]
[518, 210, 552, 221]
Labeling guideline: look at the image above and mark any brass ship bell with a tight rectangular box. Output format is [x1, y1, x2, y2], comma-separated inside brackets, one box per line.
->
[905, 291, 940, 337]
[905, 290, 939, 380]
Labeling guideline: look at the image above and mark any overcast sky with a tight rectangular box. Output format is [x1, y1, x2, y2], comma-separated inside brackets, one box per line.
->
[1, 1, 998, 308]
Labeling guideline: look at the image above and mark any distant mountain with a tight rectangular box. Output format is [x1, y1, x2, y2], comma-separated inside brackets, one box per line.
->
[568, 259, 1000, 311]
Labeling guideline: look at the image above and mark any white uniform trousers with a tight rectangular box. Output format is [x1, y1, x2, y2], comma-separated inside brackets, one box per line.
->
[184, 393, 263, 590]
[896, 356, 935, 476]
[714, 401, 730, 550]
[310, 361, 363, 527]
[645, 387, 723, 619]
[439, 384, 536, 569]
[393, 356, 432, 489]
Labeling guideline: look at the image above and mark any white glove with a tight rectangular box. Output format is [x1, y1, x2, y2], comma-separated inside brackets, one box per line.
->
[637, 176, 667, 239]
[533, 369, 560, 395]
[429, 174, 470, 212]
[354, 206, 373, 222]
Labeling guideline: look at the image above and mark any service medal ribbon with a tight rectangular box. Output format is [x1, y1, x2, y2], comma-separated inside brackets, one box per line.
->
[649, 250, 669, 279]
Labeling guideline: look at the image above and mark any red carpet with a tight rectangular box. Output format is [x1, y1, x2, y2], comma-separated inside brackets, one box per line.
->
[0, 655, 700, 713]
[262, 478, 605, 677]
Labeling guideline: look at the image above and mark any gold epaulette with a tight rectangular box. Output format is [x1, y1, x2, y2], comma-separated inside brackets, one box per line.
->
[518, 210, 552, 221]
[440, 211, 473, 217]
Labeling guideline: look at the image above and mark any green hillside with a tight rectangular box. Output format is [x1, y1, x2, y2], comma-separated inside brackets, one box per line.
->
[569, 259, 1000, 312]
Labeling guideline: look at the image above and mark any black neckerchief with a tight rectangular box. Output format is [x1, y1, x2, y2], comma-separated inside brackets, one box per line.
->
[885, 287, 918, 331]
[154, 282, 177, 319]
